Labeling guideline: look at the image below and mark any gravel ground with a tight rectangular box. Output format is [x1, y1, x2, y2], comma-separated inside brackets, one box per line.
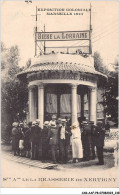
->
[1, 140, 119, 188]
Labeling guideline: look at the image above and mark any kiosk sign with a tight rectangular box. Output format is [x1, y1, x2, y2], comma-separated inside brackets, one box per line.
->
[36, 31, 90, 41]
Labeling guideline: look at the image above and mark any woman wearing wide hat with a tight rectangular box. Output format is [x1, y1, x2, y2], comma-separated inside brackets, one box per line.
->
[71, 123, 83, 163]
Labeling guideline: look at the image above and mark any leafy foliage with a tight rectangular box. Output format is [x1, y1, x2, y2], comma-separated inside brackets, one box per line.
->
[103, 61, 118, 124]
[94, 51, 118, 124]
[2, 79, 28, 123]
[1, 42, 28, 137]
[94, 51, 108, 74]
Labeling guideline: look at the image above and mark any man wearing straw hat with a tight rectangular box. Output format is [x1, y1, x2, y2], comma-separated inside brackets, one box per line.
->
[48, 121, 58, 164]
[58, 119, 71, 164]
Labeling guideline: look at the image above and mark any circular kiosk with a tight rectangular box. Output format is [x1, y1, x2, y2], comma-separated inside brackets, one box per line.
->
[17, 53, 106, 128]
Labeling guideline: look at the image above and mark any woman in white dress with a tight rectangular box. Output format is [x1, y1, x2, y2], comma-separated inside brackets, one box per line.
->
[71, 123, 83, 163]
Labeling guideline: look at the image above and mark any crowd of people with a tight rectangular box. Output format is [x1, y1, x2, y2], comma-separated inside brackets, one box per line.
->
[11, 115, 105, 165]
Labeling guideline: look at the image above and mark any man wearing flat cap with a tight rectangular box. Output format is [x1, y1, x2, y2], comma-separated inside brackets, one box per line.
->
[58, 119, 72, 163]
[57, 118, 62, 128]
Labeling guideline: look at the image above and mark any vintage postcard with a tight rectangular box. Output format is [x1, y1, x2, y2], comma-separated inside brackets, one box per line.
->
[1, 0, 119, 190]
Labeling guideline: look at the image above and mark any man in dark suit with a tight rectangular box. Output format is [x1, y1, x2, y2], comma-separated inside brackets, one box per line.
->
[81, 121, 91, 161]
[90, 121, 96, 160]
[105, 121, 110, 136]
[24, 121, 32, 158]
[48, 122, 58, 164]
[95, 121, 105, 165]
[58, 119, 71, 164]
[30, 120, 42, 160]
[42, 121, 50, 161]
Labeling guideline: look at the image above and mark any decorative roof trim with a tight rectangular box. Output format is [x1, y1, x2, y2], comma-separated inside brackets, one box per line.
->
[17, 62, 107, 78]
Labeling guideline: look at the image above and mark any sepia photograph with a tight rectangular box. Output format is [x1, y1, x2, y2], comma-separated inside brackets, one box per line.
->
[1, 0, 119, 190]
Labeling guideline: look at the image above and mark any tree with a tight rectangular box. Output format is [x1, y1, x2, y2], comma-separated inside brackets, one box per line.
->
[94, 51, 108, 74]
[1, 42, 6, 52]
[2, 79, 28, 124]
[7, 45, 20, 77]
[94, 51, 118, 124]
[1, 42, 8, 71]
[1, 42, 28, 142]
[103, 60, 118, 124]
[26, 58, 31, 68]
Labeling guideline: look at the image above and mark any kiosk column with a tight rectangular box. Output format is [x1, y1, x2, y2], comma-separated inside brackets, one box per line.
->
[38, 83, 44, 128]
[81, 93, 84, 119]
[89, 87, 97, 125]
[71, 84, 78, 124]
[28, 86, 35, 122]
